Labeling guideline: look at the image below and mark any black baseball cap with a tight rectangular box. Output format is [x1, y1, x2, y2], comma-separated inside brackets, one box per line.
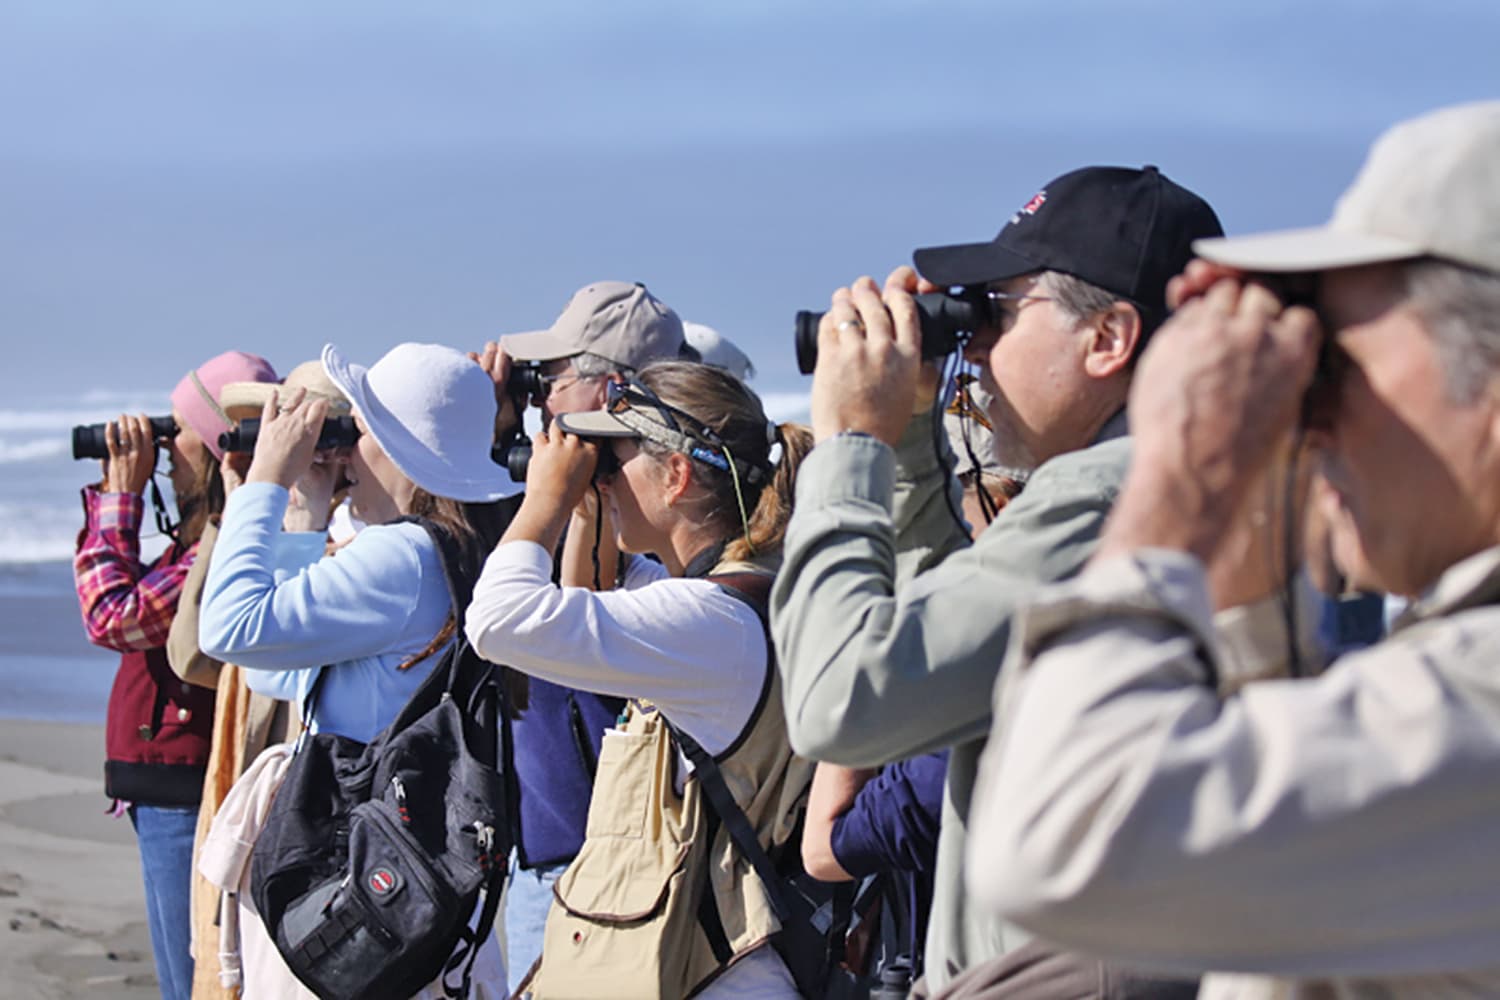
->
[913, 165, 1223, 324]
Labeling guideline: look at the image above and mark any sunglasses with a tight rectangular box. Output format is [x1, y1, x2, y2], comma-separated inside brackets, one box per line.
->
[605, 377, 763, 481]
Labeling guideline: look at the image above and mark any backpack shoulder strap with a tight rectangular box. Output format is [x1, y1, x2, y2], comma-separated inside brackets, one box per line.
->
[705, 570, 774, 633]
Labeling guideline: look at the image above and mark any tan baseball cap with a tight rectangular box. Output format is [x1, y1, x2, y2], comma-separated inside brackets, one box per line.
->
[1194, 101, 1500, 275]
[502, 281, 686, 371]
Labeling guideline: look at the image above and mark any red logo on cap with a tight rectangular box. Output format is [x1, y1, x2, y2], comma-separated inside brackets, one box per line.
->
[369, 869, 397, 895]
[1019, 191, 1046, 216]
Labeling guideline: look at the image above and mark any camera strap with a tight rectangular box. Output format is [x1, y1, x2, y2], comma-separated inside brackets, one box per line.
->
[147, 473, 180, 544]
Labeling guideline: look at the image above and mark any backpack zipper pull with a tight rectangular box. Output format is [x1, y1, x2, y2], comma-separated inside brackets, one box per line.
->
[474, 821, 496, 870]
[392, 775, 410, 824]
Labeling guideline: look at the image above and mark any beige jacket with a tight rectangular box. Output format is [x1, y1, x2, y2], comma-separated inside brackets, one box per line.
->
[970, 546, 1500, 998]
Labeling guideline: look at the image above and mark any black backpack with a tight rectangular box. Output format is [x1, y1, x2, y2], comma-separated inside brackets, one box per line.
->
[249, 520, 510, 1000]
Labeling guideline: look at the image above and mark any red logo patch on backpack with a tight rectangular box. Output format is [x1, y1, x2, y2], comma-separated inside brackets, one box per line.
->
[368, 868, 399, 895]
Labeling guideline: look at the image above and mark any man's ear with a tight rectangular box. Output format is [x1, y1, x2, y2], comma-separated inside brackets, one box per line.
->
[1082, 302, 1142, 379]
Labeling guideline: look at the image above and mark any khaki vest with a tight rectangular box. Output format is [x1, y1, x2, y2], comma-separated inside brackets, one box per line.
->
[529, 570, 813, 999]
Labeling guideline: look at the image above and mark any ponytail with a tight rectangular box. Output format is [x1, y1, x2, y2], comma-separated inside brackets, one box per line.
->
[722, 421, 813, 564]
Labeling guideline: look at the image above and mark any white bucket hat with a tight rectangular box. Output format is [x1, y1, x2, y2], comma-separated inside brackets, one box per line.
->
[1194, 100, 1500, 275]
[322, 342, 520, 503]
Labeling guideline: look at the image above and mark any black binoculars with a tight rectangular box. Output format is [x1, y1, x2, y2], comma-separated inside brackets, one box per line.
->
[72, 416, 178, 461]
[793, 290, 987, 374]
[219, 416, 361, 454]
[506, 365, 545, 400]
[492, 436, 619, 484]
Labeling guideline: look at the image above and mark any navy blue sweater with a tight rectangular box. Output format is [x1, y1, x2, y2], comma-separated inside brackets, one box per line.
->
[506, 677, 624, 868]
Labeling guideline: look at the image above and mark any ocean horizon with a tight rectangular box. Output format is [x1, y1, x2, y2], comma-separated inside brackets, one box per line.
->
[0, 380, 810, 724]
[0, 382, 813, 568]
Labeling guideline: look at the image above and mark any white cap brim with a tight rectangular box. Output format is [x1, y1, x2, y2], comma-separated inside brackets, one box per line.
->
[1193, 226, 1426, 274]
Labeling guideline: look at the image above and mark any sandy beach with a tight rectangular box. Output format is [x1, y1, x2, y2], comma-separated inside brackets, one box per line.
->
[0, 719, 158, 999]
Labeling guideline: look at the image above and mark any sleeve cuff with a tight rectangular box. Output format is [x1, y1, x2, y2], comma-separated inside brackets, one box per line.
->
[84, 486, 144, 533]
[797, 434, 896, 511]
[1012, 548, 1220, 681]
[223, 481, 290, 525]
[489, 539, 555, 578]
[891, 406, 947, 482]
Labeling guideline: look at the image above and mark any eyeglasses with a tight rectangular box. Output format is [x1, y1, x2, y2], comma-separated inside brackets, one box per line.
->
[984, 289, 1055, 331]
[534, 369, 592, 400]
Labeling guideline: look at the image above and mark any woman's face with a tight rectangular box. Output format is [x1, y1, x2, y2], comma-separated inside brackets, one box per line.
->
[166, 409, 211, 499]
[344, 413, 415, 523]
[599, 438, 669, 554]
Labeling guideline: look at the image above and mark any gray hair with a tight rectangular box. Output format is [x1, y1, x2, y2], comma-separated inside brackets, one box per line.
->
[1039, 271, 1120, 327]
[571, 352, 632, 378]
[1398, 258, 1500, 404]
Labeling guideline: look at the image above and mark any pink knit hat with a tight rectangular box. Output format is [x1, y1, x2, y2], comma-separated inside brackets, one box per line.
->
[170, 350, 278, 459]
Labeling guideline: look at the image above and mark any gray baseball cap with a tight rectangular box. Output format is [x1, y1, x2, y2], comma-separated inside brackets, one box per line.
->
[502, 281, 686, 371]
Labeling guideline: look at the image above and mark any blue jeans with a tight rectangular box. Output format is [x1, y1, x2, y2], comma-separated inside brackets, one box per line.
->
[129, 804, 197, 1000]
[504, 852, 568, 984]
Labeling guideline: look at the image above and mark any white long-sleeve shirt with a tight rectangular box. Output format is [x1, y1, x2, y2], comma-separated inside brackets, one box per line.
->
[970, 546, 1500, 998]
[465, 541, 768, 756]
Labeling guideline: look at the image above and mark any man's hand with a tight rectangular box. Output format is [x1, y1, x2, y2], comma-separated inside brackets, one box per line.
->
[810, 273, 924, 446]
[244, 388, 330, 492]
[471, 340, 520, 439]
[1165, 258, 1245, 310]
[886, 266, 946, 412]
[102, 414, 158, 495]
[1097, 277, 1321, 565]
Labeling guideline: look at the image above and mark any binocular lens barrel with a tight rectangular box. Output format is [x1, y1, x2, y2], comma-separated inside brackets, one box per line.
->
[71, 416, 179, 461]
[218, 416, 361, 454]
[793, 292, 985, 374]
[492, 436, 618, 484]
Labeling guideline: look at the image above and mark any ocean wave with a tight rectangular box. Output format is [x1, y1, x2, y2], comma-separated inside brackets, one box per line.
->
[0, 397, 170, 433]
[0, 500, 169, 566]
[0, 438, 71, 464]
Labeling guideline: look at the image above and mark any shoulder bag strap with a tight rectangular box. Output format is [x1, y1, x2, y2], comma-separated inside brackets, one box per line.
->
[659, 716, 794, 925]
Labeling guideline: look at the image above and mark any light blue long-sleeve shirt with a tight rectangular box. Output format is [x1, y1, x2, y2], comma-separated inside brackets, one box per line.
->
[199, 481, 452, 743]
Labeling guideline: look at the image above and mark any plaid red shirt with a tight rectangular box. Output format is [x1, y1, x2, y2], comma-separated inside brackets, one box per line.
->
[74, 486, 197, 652]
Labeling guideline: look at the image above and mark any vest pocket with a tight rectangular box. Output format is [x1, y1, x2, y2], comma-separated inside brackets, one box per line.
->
[582, 728, 654, 840]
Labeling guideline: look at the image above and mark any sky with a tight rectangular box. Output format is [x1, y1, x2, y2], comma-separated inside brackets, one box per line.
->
[2, 0, 1497, 397]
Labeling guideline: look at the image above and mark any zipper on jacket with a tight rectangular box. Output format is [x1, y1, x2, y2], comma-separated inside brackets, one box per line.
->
[568, 694, 598, 780]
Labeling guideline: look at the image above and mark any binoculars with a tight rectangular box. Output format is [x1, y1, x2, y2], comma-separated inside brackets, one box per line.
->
[219, 416, 361, 454]
[71, 416, 178, 461]
[793, 291, 987, 374]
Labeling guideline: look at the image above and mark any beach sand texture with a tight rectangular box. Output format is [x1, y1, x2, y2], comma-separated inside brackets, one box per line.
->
[0, 719, 158, 999]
